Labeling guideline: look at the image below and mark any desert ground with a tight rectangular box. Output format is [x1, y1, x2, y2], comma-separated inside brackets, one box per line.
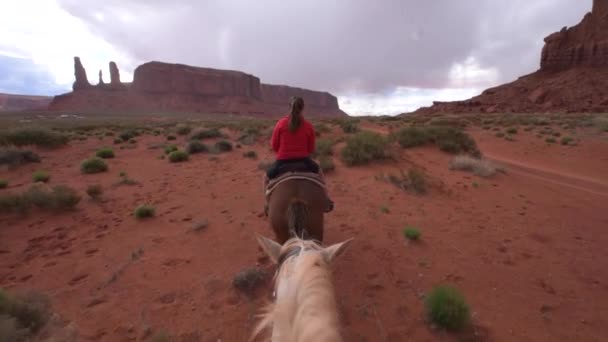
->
[1, 112, 607, 341]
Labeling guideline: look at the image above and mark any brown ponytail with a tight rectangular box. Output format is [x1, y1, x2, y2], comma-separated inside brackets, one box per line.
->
[288, 96, 305, 132]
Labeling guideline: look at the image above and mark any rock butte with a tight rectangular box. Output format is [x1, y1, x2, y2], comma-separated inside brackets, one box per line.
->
[0, 93, 52, 111]
[49, 58, 347, 118]
[414, 0, 608, 115]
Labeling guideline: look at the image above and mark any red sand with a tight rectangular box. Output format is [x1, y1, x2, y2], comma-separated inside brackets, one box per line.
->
[1, 127, 608, 341]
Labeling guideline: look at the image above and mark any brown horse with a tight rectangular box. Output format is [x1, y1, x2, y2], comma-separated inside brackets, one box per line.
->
[267, 178, 327, 244]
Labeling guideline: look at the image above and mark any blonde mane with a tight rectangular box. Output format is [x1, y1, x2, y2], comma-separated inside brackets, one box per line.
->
[252, 237, 351, 342]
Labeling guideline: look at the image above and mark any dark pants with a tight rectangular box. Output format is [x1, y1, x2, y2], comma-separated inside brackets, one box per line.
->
[266, 157, 320, 180]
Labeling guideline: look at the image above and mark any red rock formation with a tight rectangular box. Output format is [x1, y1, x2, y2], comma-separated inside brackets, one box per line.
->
[98, 70, 104, 85]
[49, 59, 347, 118]
[413, 0, 608, 115]
[0, 93, 52, 111]
[109, 62, 124, 89]
[72, 57, 91, 91]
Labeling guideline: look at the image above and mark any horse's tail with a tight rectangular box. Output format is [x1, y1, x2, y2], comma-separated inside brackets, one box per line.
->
[287, 199, 309, 239]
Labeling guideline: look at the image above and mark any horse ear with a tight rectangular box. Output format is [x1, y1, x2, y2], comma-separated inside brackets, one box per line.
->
[322, 238, 353, 264]
[256, 234, 282, 263]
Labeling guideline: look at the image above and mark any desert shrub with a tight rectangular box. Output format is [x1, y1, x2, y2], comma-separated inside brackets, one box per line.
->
[128, 138, 137, 144]
[175, 124, 192, 135]
[340, 120, 359, 134]
[319, 156, 335, 173]
[0, 149, 40, 167]
[13, 185, 81, 211]
[545, 137, 556, 144]
[0, 288, 51, 340]
[505, 135, 515, 142]
[104, 131, 115, 137]
[190, 128, 223, 140]
[81, 158, 108, 174]
[593, 115, 608, 132]
[387, 169, 427, 195]
[533, 118, 550, 126]
[214, 140, 233, 152]
[86, 184, 103, 199]
[449, 155, 499, 177]
[314, 123, 331, 135]
[32, 171, 50, 183]
[0, 128, 68, 148]
[186, 141, 208, 154]
[552, 131, 561, 137]
[168, 150, 189, 163]
[95, 147, 115, 159]
[403, 227, 421, 241]
[340, 131, 388, 166]
[524, 126, 535, 132]
[393, 126, 479, 157]
[166, 135, 177, 141]
[243, 151, 257, 159]
[134, 204, 155, 219]
[314, 138, 334, 158]
[118, 129, 138, 142]
[164, 144, 178, 154]
[233, 267, 266, 296]
[425, 286, 470, 331]
[506, 127, 518, 134]
[495, 132, 505, 138]
[561, 136, 574, 145]
[0, 180, 7, 189]
[113, 138, 122, 144]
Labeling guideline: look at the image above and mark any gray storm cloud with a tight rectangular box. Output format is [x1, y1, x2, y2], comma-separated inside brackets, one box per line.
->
[57, 0, 590, 94]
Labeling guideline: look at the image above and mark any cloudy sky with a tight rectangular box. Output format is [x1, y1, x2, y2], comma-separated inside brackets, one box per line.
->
[0, 0, 591, 115]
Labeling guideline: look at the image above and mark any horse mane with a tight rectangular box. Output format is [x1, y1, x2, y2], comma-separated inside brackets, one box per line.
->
[251, 239, 342, 342]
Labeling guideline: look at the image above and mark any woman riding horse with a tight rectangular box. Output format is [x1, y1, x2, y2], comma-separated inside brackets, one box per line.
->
[263, 97, 334, 241]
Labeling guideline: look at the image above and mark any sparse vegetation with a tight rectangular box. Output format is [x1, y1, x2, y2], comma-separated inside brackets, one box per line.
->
[118, 129, 138, 142]
[164, 144, 178, 154]
[506, 127, 518, 134]
[233, 267, 266, 296]
[593, 115, 608, 132]
[214, 140, 233, 152]
[81, 158, 108, 174]
[449, 155, 501, 177]
[166, 135, 177, 141]
[0, 128, 68, 148]
[425, 286, 471, 331]
[545, 137, 557, 144]
[0, 180, 7, 189]
[340, 131, 388, 166]
[134, 204, 155, 219]
[0, 288, 51, 341]
[175, 124, 192, 135]
[340, 120, 359, 134]
[113, 138, 122, 144]
[314, 138, 334, 158]
[561, 136, 574, 145]
[0, 185, 81, 213]
[0, 149, 40, 167]
[319, 156, 335, 173]
[32, 171, 50, 183]
[380, 206, 390, 214]
[403, 227, 421, 241]
[243, 151, 257, 159]
[96, 147, 115, 159]
[190, 128, 223, 140]
[168, 150, 189, 163]
[86, 184, 103, 199]
[393, 126, 480, 157]
[387, 169, 428, 195]
[186, 141, 208, 154]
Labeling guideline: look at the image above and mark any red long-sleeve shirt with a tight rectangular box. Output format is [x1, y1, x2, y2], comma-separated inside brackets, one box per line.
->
[271, 116, 315, 160]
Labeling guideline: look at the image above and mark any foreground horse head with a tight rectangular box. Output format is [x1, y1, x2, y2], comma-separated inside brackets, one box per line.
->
[252, 235, 353, 342]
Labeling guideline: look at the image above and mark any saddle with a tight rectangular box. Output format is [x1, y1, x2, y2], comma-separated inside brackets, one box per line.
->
[265, 172, 326, 198]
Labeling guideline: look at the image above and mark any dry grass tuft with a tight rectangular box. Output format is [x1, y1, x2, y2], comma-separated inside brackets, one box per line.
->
[449, 155, 502, 177]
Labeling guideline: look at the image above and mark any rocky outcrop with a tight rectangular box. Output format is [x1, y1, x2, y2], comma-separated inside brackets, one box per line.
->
[98, 70, 104, 85]
[0, 93, 52, 111]
[49, 59, 347, 118]
[413, 0, 608, 115]
[73, 57, 91, 91]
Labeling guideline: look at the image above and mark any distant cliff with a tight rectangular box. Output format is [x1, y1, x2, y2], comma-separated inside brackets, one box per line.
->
[413, 0, 608, 115]
[49, 58, 347, 118]
[0, 93, 52, 111]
